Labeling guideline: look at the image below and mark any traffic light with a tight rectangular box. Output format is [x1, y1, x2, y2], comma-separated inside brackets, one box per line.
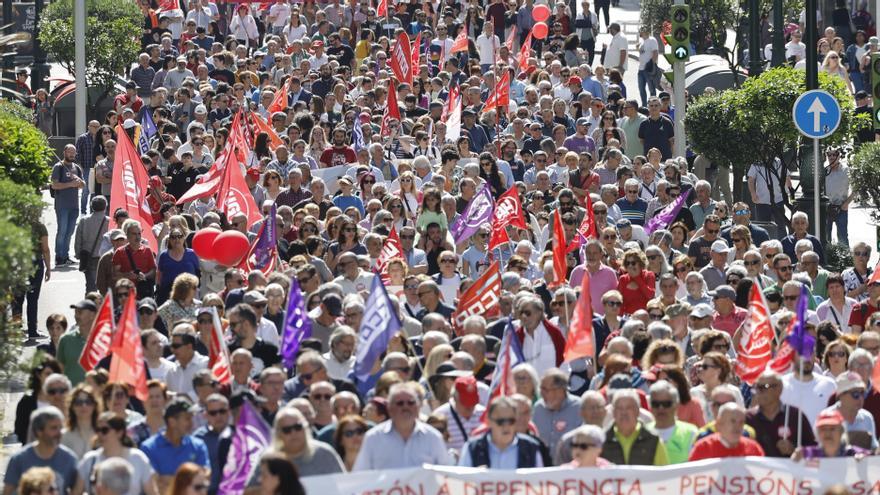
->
[872, 53, 880, 130]
[664, 5, 690, 64]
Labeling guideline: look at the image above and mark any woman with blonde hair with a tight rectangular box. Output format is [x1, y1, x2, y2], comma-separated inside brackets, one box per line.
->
[164, 463, 208, 495]
[157, 273, 201, 329]
[642, 339, 685, 369]
[17, 467, 57, 495]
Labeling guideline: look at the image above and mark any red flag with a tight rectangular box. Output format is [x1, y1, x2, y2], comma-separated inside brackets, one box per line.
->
[108, 289, 148, 401]
[768, 317, 800, 374]
[250, 111, 285, 151]
[78, 291, 114, 371]
[734, 283, 775, 385]
[504, 26, 516, 52]
[207, 307, 232, 385]
[488, 186, 527, 250]
[450, 25, 469, 53]
[177, 112, 247, 205]
[266, 79, 289, 114]
[110, 125, 158, 252]
[566, 194, 598, 254]
[411, 32, 422, 82]
[216, 137, 262, 228]
[516, 33, 532, 73]
[482, 71, 510, 115]
[453, 261, 502, 333]
[868, 262, 880, 286]
[388, 32, 413, 85]
[873, 353, 880, 394]
[442, 85, 460, 122]
[375, 227, 404, 284]
[563, 272, 594, 362]
[157, 0, 178, 11]
[551, 208, 568, 288]
[376, 0, 387, 17]
[380, 82, 401, 137]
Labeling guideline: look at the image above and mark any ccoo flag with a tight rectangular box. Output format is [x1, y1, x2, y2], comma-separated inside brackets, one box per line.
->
[78, 290, 114, 371]
[280, 277, 312, 370]
[354, 275, 402, 381]
[218, 400, 272, 495]
[449, 182, 494, 244]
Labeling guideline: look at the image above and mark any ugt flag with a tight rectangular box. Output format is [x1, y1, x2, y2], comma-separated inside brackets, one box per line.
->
[354, 275, 402, 381]
[449, 182, 494, 244]
[219, 400, 272, 495]
[280, 277, 312, 370]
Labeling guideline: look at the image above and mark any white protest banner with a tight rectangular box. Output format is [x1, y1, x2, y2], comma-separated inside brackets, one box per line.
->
[303, 457, 880, 495]
[312, 165, 349, 195]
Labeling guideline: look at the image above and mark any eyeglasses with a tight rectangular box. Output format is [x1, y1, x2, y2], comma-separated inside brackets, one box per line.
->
[170, 342, 188, 349]
[342, 427, 367, 437]
[752, 382, 779, 392]
[47, 388, 69, 396]
[571, 442, 599, 450]
[73, 398, 95, 407]
[393, 399, 417, 407]
[783, 294, 799, 301]
[139, 308, 156, 316]
[648, 312, 664, 320]
[826, 350, 847, 358]
[706, 229, 720, 235]
[743, 260, 760, 266]
[169, 234, 184, 239]
[343, 227, 357, 233]
[192, 483, 210, 493]
[96, 427, 113, 435]
[624, 261, 639, 267]
[602, 234, 617, 240]
[280, 423, 306, 434]
[440, 258, 456, 263]
[310, 393, 333, 401]
[207, 408, 229, 416]
[604, 300, 622, 307]
[855, 251, 870, 257]
[625, 189, 639, 194]
[650, 400, 673, 409]
[491, 417, 516, 426]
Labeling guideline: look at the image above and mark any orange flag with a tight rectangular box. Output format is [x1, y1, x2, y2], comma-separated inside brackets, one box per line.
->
[563, 272, 594, 362]
[78, 291, 114, 371]
[108, 289, 148, 401]
[450, 25, 469, 53]
[551, 208, 568, 288]
[250, 111, 285, 151]
[266, 78, 289, 114]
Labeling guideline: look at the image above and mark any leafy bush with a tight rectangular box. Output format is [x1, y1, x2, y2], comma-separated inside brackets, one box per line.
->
[849, 142, 880, 224]
[824, 242, 852, 274]
[38, 0, 141, 96]
[0, 99, 33, 122]
[0, 109, 54, 192]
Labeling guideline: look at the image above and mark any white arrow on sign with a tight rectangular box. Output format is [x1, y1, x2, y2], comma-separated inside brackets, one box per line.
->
[806, 96, 826, 134]
[675, 47, 687, 59]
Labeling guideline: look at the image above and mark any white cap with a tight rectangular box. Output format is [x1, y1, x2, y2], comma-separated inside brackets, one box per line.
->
[122, 119, 137, 130]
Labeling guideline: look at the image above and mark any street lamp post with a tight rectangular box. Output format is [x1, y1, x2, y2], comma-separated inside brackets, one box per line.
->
[1, 0, 14, 93]
[748, 0, 763, 76]
[771, 0, 784, 67]
[31, 0, 50, 92]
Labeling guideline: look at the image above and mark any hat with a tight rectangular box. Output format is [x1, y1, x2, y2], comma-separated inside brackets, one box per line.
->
[322, 293, 343, 316]
[246, 168, 261, 179]
[615, 218, 632, 229]
[690, 303, 714, 319]
[109, 229, 126, 241]
[576, 117, 591, 127]
[177, 55, 187, 63]
[607, 373, 632, 390]
[453, 375, 479, 408]
[244, 290, 267, 305]
[815, 409, 845, 428]
[194, 104, 208, 115]
[870, 36, 880, 46]
[462, 108, 476, 117]
[658, 91, 671, 99]
[711, 285, 736, 301]
[149, 176, 163, 188]
[137, 298, 158, 311]
[338, 175, 354, 185]
[125, 81, 138, 90]
[711, 240, 731, 254]
[164, 397, 196, 419]
[568, 75, 582, 86]
[856, 90, 870, 100]
[70, 299, 97, 311]
[665, 302, 692, 318]
[312, 40, 324, 48]
[836, 371, 866, 394]
[367, 7, 376, 14]
[435, 361, 470, 378]
[254, 50, 267, 57]
[122, 119, 137, 130]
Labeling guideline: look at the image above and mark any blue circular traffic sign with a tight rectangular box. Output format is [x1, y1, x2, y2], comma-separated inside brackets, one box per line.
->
[792, 89, 841, 139]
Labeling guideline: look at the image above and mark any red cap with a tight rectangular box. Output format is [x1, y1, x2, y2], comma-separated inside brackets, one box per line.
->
[568, 75, 582, 86]
[246, 168, 261, 179]
[454, 375, 479, 409]
[815, 409, 844, 428]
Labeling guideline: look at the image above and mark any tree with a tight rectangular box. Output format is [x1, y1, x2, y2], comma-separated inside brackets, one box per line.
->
[849, 142, 880, 224]
[38, 0, 141, 107]
[0, 105, 54, 192]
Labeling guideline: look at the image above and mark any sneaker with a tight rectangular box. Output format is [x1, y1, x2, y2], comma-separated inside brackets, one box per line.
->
[23, 338, 40, 347]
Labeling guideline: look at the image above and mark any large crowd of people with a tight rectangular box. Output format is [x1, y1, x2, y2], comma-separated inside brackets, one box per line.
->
[5, 0, 879, 493]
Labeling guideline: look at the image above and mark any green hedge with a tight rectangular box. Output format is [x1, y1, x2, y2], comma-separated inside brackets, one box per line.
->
[0, 108, 54, 192]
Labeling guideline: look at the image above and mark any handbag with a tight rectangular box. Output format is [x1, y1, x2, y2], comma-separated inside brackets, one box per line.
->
[124, 246, 155, 298]
[79, 217, 106, 272]
[644, 59, 656, 74]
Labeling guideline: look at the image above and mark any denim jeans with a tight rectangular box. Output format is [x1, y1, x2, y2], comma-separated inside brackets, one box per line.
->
[12, 261, 44, 337]
[827, 208, 849, 246]
[80, 167, 91, 214]
[638, 69, 657, 106]
[850, 72, 865, 95]
[754, 203, 789, 239]
[54, 207, 79, 262]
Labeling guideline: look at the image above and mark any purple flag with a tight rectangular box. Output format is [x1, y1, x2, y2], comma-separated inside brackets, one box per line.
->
[786, 284, 816, 358]
[644, 188, 692, 235]
[449, 183, 495, 244]
[280, 277, 312, 370]
[252, 203, 278, 271]
[218, 400, 271, 495]
[354, 274, 402, 381]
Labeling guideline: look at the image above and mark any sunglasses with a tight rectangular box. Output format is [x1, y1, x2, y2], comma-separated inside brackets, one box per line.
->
[826, 350, 847, 358]
[47, 388, 69, 396]
[393, 400, 417, 407]
[280, 424, 306, 434]
[743, 260, 760, 266]
[650, 400, 673, 409]
[604, 300, 622, 307]
[96, 427, 114, 435]
[492, 417, 516, 426]
[752, 382, 779, 392]
[73, 398, 95, 407]
[310, 393, 333, 401]
[207, 408, 229, 416]
[342, 427, 367, 438]
[571, 442, 599, 450]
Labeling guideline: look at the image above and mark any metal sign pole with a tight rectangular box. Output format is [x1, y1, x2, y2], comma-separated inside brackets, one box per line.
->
[814, 138, 820, 237]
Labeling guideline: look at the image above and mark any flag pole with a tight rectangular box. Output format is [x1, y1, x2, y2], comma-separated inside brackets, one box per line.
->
[796, 356, 804, 449]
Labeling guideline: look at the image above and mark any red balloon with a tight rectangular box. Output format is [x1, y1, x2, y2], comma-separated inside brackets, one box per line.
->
[532, 4, 550, 22]
[192, 228, 221, 261]
[211, 230, 250, 267]
[533, 22, 549, 40]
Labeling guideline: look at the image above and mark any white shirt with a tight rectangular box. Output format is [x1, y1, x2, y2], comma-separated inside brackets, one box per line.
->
[476, 33, 500, 65]
[522, 322, 558, 376]
[438, 274, 461, 304]
[638, 37, 659, 70]
[433, 402, 486, 451]
[147, 358, 175, 382]
[268, 3, 291, 28]
[785, 40, 806, 61]
[605, 32, 629, 71]
[780, 372, 837, 429]
[165, 353, 209, 402]
[322, 351, 355, 380]
[308, 54, 329, 70]
[352, 420, 452, 471]
[230, 14, 259, 41]
[333, 270, 375, 295]
[257, 317, 280, 348]
[816, 297, 857, 334]
[432, 38, 454, 63]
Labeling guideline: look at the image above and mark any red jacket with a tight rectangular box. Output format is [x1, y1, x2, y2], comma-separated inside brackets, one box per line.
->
[515, 319, 566, 367]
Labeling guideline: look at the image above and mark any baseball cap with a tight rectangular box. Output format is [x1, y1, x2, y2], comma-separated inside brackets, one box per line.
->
[711, 240, 731, 254]
[164, 397, 196, 419]
[322, 293, 343, 317]
[576, 117, 591, 127]
[607, 373, 632, 390]
[870, 36, 880, 46]
[312, 40, 324, 48]
[835, 371, 866, 394]
[246, 168, 261, 179]
[244, 290, 268, 305]
[453, 375, 479, 408]
[194, 104, 208, 115]
[658, 91, 671, 99]
[137, 298, 158, 311]
[70, 299, 97, 311]
[435, 361, 470, 378]
[815, 409, 845, 428]
[711, 285, 736, 301]
[665, 302, 692, 318]
[690, 303, 714, 319]
[568, 75, 582, 86]
[856, 90, 869, 100]
[122, 119, 138, 130]
[109, 229, 126, 241]
[125, 81, 138, 89]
